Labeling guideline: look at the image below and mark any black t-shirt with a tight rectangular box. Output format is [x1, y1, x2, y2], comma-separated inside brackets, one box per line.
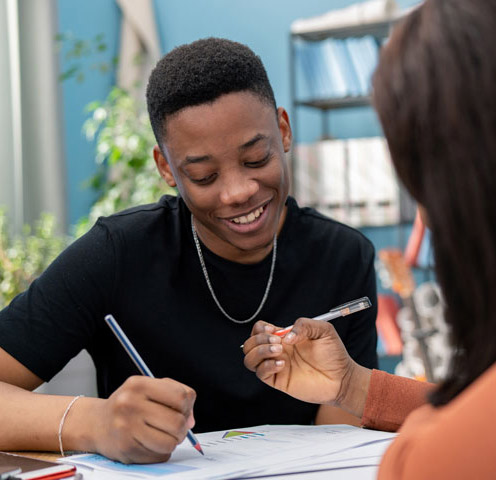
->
[0, 195, 377, 432]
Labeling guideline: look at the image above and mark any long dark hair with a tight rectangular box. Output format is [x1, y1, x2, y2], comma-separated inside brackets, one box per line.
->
[373, 0, 496, 406]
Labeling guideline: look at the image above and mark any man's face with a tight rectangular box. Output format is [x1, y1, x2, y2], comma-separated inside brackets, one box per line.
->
[154, 91, 292, 263]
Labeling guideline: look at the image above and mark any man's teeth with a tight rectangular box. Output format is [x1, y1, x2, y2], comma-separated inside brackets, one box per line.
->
[231, 206, 264, 224]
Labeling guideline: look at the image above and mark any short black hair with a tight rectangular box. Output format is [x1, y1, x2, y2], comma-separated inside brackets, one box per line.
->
[146, 37, 277, 144]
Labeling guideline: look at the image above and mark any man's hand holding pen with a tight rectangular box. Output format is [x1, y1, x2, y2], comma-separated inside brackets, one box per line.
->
[89, 376, 197, 464]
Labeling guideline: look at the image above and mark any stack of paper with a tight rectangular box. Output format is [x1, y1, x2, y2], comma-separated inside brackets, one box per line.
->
[61, 424, 396, 480]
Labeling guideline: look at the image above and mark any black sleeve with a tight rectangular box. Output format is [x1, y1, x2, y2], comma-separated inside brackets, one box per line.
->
[336, 238, 379, 369]
[0, 219, 116, 381]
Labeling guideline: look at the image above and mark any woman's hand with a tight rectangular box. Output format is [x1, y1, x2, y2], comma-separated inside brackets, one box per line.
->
[243, 318, 371, 417]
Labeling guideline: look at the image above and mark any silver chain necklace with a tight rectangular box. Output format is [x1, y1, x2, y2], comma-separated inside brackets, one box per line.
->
[191, 214, 277, 324]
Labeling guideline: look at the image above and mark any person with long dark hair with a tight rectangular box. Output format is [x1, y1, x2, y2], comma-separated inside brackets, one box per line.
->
[243, 0, 496, 477]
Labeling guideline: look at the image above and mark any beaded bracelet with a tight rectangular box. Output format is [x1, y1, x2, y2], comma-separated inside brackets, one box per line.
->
[58, 395, 84, 457]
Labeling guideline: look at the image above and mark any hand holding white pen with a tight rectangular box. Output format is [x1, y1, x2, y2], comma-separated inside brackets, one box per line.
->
[240, 297, 371, 348]
[242, 297, 373, 414]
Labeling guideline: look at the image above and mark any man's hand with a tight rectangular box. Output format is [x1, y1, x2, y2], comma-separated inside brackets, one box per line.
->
[243, 319, 371, 417]
[88, 376, 196, 464]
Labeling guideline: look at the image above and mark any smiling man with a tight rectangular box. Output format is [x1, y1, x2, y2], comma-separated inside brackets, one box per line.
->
[0, 38, 378, 463]
[153, 91, 290, 263]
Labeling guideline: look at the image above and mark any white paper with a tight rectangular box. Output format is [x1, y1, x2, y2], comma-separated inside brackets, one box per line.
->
[61, 424, 396, 480]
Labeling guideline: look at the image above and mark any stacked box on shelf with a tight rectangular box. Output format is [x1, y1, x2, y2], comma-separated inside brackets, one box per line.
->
[293, 137, 400, 227]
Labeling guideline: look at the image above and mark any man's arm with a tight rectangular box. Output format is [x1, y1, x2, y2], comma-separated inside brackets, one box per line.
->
[0, 347, 96, 453]
[0, 347, 197, 462]
[0, 221, 197, 463]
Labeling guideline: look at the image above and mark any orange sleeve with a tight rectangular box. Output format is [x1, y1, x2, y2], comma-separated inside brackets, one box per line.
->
[361, 369, 432, 432]
[378, 363, 496, 479]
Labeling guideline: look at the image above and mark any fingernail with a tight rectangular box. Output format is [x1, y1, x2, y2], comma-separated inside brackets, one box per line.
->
[285, 331, 296, 342]
[269, 335, 281, 344]
[275, 360, 284, 367]
[264, 325, 275, 333]
[270, 344, 283, 353]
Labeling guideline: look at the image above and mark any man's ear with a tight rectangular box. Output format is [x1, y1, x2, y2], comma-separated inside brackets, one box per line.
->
[277, 107, 292, 153]
[153, 145, 177, 187]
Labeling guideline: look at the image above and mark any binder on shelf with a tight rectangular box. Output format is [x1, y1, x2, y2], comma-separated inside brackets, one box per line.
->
[316, 140, 347, 222]
[321, 39, 349, 98]
[347, 137, 372, 226]
[344, 38, 366, 95]
[345, 36, 379, 95]
[294, 40, 322, 99]
[361, 35, 381, 85]
[332, 39, 362, 97]
[293, 143, 320, 206]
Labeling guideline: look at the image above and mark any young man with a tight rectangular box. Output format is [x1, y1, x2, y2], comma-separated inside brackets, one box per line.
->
[0, 38, 377, 463]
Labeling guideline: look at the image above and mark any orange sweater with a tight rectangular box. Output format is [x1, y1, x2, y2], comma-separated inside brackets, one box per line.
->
[361, 364, 496, 479]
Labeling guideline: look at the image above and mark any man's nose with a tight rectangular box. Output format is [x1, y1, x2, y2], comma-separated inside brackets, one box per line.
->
[219, 171, 259, 205]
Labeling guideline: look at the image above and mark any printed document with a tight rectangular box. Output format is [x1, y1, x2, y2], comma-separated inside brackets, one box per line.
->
[62, 424, 396, 480]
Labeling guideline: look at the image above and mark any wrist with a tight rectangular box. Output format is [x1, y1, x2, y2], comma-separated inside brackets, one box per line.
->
[58, 395, 84, 456]
[334, 362, 372, 418]
[62, 397, 104, 454]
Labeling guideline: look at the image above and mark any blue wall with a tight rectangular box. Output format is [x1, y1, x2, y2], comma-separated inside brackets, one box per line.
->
[57, 0, 420, 226]
[57, 0, 121, 226]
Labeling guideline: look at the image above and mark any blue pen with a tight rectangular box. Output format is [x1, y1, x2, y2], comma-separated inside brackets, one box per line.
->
[104, 314, 204, 456]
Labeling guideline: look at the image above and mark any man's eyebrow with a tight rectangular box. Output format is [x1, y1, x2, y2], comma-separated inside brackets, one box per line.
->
[182, 154, 211, 166]
[181, 134, 268, 165]
[239, 133, 269, 151]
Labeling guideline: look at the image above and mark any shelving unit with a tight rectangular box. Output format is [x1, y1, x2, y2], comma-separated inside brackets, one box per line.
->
[288, 11, 415, 230]
[289, 17, 399, 144]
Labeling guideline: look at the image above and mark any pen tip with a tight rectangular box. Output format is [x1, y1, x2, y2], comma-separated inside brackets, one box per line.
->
[195, 444, 205, 455]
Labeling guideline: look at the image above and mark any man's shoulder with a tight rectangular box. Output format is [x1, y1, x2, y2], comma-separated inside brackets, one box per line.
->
[98, 195, 181, 230]
[106, 194, 179, 218]
[85, 195, 186, 252]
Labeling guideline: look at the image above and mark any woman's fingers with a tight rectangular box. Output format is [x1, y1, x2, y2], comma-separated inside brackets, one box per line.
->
[243, 334, 283, 372]
[254, 358, 286, 382]
[250, 320, 277, 336]
[283, 318, 337, 344]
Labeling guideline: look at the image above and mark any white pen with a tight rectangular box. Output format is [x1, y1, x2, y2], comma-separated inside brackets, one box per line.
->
[240, 296, 371, 348]
[273, 296, 372, 337]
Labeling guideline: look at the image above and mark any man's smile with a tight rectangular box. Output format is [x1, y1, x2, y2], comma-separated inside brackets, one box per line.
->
[219, 201, 272, 235]
[229, 205, 265, 224]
